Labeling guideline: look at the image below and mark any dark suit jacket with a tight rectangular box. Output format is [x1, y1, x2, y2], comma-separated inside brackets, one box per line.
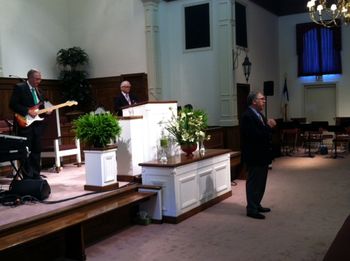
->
[9, 82, 45, 116]
[114, 93, 138, 116]
[240, 107, 273, 166]
[9, 82, 46, 133]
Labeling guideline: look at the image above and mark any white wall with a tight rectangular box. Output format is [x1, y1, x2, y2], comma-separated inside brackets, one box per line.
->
[237, 1, 280, 119]
[158, 0, 219, 124]
[0, 0, 70, 79]
[5, 0, 340, 124]
[0, 0, 146, 79]
[279, 13, 350, 119]
[158, 0, 280, 124]
[67, 0, 147, 78]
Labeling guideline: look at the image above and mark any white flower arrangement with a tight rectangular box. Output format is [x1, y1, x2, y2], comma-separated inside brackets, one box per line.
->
[164, 107, 210, 145]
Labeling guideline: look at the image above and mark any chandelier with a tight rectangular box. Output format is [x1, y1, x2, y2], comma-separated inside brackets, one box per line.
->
[307, 0, 350, 27]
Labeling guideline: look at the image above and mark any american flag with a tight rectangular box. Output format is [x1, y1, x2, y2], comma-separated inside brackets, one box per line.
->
[282, 77, 289, 104]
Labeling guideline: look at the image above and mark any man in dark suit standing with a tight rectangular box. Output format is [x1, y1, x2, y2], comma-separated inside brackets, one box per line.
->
[114, 80, 138, 116]
[240, 91, 276, 219]
[9, 69, 51, 179]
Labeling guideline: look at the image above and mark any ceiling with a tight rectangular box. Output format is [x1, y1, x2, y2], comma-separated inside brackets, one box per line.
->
[164, 0, 309, 16]
[250, 0, 308, 16]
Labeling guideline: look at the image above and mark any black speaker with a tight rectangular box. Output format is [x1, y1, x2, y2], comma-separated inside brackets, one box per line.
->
[263, 81, 274, 96]
[9, 179, 51, 200]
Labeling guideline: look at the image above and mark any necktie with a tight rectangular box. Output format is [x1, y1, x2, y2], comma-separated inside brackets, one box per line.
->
[31, 88, 39, 104]
[258, 113, 265, 125]
[125, 94, 131, 105]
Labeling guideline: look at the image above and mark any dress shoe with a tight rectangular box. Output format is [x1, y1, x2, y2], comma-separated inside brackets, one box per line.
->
[258, 207, 271, 213]
[247, 212, 265, 219]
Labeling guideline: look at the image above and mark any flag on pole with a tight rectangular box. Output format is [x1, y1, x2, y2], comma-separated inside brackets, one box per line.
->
[282, 77, 289, 104]
[282, 77, 289, 121]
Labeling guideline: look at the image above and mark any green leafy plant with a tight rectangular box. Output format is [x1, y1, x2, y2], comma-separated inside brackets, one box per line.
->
[57, 46, 89, 68]
[73, 112, 122, 148]
[56, 46, 93, 110]
[164, 107, 209, 145]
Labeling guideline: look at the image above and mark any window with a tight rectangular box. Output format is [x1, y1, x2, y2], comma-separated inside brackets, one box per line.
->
[184, 2, 210, 50]
[296, 23, 342, 77]
[235, 2, 248, 48]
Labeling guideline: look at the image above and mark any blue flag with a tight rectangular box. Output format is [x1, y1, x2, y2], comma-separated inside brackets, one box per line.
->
[283, 77, 289, 104]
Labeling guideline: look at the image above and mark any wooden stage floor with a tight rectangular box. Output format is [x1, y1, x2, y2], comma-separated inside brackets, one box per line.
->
[0, 164, 129, 228]
[0, 164, 148, 260]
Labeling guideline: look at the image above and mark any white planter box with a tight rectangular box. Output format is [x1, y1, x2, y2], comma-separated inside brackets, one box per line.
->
[84, 147, 117, 187]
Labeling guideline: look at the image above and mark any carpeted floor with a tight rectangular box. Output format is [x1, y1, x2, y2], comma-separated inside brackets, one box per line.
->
[85, 153, 350, 261]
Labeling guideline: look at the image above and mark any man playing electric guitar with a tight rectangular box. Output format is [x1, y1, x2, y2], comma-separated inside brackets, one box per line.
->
[9, 69, 52, 180]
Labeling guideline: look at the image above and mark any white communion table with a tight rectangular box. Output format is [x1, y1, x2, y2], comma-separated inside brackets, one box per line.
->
[139, 149, 232, 223]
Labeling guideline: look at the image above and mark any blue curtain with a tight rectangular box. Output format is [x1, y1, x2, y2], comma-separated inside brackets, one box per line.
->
[303, 29, 319, 75]
[296, 23, 342, 76]
[321, 28, 334, 72]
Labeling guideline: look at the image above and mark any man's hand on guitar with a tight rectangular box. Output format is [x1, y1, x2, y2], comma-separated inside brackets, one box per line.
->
[46, 107, 53, 115]
[28, 107, 39, 118]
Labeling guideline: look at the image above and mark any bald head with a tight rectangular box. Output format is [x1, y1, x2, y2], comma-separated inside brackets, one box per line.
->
[120, 81, 131, 94]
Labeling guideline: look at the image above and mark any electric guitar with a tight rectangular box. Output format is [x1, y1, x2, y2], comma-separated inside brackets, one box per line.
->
[15, 100, 78, 128]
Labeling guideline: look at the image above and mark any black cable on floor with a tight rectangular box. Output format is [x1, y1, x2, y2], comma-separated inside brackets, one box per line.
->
[40, 191, 101, 204]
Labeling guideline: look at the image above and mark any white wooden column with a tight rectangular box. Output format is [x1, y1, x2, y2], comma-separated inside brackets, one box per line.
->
[217, 0, 238, 126]
[141, 0, 162, 101]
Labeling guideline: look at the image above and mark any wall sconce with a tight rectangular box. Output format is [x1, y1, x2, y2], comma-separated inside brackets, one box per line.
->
[242, 54, 252, 83]
[232, 46, 247, 69]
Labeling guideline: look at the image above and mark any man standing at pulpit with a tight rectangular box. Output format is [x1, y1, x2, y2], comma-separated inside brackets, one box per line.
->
[114, 80, 138, 116]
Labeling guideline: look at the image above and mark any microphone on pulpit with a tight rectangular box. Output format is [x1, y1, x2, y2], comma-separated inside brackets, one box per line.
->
[9, 74, 25, 82]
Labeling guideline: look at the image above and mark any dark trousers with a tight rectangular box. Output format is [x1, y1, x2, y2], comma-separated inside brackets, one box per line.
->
[246, 165, 268, 214]
[17, 124, 42, 178]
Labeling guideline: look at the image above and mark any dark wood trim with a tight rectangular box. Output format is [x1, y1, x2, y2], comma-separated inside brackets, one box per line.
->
[117, 174, 142, 183]
[163, 190, 232, 224]
[84, 182, 119, 192]
[0, 184, 154, 249]
[124, 100, 177, 108]
[139, 149, 231, 168]
[117, 116, 143, 120]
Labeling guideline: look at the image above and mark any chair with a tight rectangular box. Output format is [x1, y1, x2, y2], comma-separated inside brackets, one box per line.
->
[328, 125, 350, 159]
[41, 109, 81, 172]
[299, 123, 324, 157]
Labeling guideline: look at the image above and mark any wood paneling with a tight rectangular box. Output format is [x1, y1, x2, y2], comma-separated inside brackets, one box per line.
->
[0, 78, 61, 120]
[88, 73, 148, 113]
[0, 73, 148, 119]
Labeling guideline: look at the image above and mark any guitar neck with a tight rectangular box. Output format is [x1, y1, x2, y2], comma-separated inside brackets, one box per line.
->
[37, 102, 70, 115]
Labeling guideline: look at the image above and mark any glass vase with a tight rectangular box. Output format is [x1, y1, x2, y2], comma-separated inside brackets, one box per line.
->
[159, 137, 168, 163]
[199, 139, 206, 156]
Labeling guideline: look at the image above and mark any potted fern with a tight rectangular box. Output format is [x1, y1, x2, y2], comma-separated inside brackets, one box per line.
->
[73, 112, 122, 190]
